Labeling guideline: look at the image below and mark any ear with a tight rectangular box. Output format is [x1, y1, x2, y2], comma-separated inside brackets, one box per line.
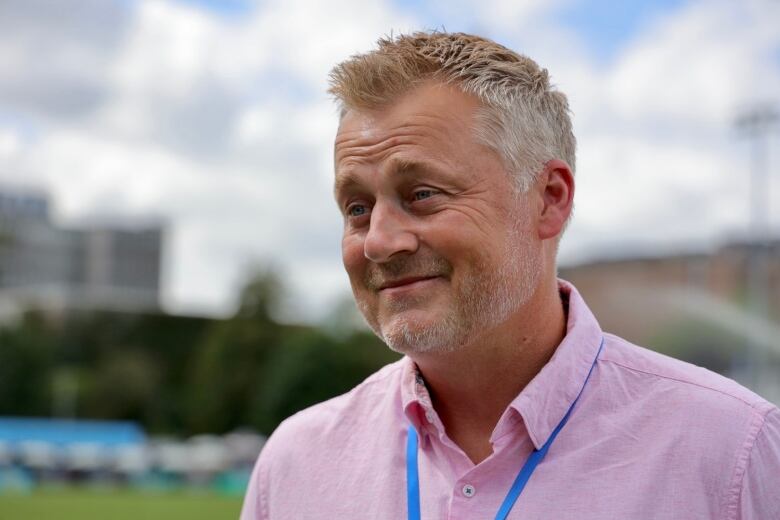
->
[535, 159, 574, 241]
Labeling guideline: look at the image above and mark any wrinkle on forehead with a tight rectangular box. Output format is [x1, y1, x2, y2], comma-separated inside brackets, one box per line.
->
[334, 111, 476, 172]
[335, 125, 437, 167]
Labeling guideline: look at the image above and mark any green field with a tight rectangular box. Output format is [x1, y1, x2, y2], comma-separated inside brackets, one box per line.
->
[0, 488, 242, 520]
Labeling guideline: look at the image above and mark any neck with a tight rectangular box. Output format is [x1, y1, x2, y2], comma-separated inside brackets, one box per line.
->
[411, 278, 567, 464]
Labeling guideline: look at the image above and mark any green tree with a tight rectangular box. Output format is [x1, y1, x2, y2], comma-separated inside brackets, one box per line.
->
[0, 311, 56, 416]
[248, 328, 397, 434]
[81, 350, 161, 423]
[186, 269, 285, 433]
[185, 268, 400, 435]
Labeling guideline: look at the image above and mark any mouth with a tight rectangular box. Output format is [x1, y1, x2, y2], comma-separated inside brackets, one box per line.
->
[378, 275, 442, 292]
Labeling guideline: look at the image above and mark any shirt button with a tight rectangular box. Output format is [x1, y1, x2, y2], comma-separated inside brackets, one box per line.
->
[462, 484, 476, 498]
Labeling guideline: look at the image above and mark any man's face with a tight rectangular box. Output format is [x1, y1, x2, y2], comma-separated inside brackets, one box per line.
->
[333, 82, 543, 354]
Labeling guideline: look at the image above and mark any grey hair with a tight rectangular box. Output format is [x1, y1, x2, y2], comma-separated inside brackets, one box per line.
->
[328, 31, 576, 192]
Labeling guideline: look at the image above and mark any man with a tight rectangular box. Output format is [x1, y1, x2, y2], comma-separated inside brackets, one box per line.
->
[241, 32, 780, 519]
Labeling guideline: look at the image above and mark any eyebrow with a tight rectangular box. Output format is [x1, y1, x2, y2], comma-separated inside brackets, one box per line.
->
[333, 158, 442, 198]
[333, 171, 360, 200]
[391, 158, 442, 177]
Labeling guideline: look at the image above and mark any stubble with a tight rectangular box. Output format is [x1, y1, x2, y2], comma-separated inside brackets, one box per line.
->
[356, 209, 541, 354]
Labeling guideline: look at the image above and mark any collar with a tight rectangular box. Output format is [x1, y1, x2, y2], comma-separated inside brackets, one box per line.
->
[400, 279, 603, 450]
[401, 356, 440, 438]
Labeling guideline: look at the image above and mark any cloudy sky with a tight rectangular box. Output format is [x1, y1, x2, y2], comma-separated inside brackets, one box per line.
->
[0, 0, 778, 321]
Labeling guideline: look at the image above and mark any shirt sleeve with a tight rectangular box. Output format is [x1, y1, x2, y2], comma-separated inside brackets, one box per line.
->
[738, 406, 780, 520]
[240, 448, 268, 520]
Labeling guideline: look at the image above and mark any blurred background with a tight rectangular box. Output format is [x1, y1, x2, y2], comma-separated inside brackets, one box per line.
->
[0, 0, 778, 518]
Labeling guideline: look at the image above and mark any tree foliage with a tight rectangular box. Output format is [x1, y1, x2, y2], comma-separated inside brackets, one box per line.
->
[0, 269, 399, 435]
[0, 312, 56, 416]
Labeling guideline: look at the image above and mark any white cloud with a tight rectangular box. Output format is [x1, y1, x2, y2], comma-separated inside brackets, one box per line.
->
[0, 0, 418, 319]
[112, 1, 225, 99]
[0, 0, 777, 320]
[0, 128, 21, 160]
[549, 0, 780, 264]
[607, 0, 780, 125]
[234, 105, 277, 146]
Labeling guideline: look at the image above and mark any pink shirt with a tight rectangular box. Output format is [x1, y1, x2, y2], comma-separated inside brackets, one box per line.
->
[241, 281, 780, 519]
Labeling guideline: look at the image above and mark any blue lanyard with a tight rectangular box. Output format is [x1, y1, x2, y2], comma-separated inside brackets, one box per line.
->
[407, 338, 604, 520]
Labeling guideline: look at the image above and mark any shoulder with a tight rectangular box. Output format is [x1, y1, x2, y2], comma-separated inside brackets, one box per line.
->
[599, 332, 775, 418]
[595, 333, 778, 475]
[592, 334, 780, 517]
[738, 406, 780, 519]
[593, 333, 778, 458]
[259, 358, 405, 463]
[241, 359, 406, 520]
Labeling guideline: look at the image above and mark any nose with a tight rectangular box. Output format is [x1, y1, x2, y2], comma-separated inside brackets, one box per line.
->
[363, 202, 419, 263]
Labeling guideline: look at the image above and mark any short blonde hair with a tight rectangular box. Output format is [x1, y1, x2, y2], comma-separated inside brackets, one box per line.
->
[328, 31, 576, 192]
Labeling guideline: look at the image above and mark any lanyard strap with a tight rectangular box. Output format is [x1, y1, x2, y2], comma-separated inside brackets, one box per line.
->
[407, 338, 604, 520]
[407, 419, 422, 520]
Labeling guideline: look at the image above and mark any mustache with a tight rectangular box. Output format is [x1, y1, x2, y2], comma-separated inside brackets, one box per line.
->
[364, 254, 453, 291]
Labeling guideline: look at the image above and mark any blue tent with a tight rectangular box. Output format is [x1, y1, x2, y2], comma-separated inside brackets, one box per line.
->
[0, 417, 146, 454]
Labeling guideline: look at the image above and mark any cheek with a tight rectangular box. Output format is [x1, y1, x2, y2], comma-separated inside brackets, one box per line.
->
[341, 234, 365, 279]
[430, 229, 508, 282]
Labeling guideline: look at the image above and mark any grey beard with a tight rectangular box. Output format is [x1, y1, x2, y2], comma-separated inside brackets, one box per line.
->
[357, 206, 541, 355]
[370, 240, 540, 354]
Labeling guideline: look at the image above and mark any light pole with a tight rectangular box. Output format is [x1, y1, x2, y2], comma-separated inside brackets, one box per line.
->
[734, 104, 778, 392]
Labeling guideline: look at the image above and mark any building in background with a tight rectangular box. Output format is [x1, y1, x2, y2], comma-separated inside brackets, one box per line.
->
[561, 239, 780, 404]
[0, 187, 163, 321]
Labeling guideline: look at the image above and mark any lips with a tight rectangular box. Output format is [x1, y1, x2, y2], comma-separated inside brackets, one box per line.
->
[364, 254, 453, 292]
[378, 275, 441, 291]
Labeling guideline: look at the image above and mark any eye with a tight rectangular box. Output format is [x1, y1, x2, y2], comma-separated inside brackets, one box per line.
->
[412, 189, 436, 201]
[346, 203, 369, 218]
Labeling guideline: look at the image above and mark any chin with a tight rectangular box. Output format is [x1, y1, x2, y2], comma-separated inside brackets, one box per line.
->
[378, 311, 464, 355]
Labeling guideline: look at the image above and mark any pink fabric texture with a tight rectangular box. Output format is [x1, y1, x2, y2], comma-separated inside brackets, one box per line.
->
[241, 280, 780, 519]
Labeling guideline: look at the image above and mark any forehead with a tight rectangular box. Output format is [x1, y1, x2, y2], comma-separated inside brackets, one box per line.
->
[333, 82, 484, 171]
